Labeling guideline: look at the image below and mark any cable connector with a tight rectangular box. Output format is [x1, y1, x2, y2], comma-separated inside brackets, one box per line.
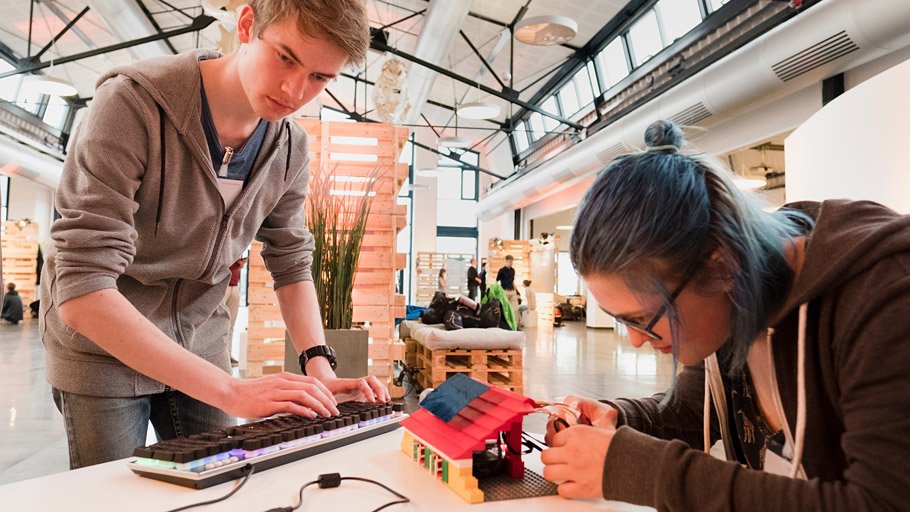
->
[317, 473, 342, 489]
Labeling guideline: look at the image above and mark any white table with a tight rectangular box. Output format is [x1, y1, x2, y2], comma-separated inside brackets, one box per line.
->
[0, 431, 654, 511]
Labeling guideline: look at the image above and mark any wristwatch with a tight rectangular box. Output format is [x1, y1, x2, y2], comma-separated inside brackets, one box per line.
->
[298, 345, 337, 375]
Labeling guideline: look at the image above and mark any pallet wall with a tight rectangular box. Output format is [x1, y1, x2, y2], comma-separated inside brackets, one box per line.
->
[245, 120, 409, 390]
[1, 221, 39, 305]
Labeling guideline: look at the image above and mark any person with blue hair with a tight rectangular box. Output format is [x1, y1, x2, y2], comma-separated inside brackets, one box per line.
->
[541, 120, 910, 511]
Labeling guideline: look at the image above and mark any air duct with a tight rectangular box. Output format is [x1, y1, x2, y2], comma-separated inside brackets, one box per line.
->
[400, 0, 475, 126]
[0, 136, 63, 190]
[86, 0, 172, 61]
[477, 0, 910, 220]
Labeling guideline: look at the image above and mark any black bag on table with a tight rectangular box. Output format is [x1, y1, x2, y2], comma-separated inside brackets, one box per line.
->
[478, 299, 503, 329]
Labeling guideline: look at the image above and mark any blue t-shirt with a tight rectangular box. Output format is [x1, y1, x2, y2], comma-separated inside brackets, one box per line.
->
[200, 80, 267, 182]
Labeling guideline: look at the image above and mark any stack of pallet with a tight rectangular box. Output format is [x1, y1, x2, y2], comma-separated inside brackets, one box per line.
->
[245, 120, 409, 391]
[244, 241, 285, 376]
[487, 239, 530, 289]
[414, 252, 445, 306]
[404, 339, 523, 395]
[536, 292, 556, 327]
[1, 220, 39, 305]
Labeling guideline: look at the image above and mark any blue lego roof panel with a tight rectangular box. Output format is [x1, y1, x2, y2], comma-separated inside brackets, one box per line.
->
[421, 373, 491, 422]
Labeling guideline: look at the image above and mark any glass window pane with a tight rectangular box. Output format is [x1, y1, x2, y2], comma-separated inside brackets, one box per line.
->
[707, 0, 731, 12]
[437, 168, 461, 200]
[17, 87, 45, 115]
[586, 60, 600, 96]
[558, 81, 579, 115]
[573, 68, 595, 109]
[436, 236, 477, 255]
[528, 112, 546, 140]
[461, 170, 476, 200]
[461, 151, 479, 166]
[436, 200, 478, 227]
[0, 61, 21, 102]
[658, 0, 703, 43]
[514, 123, 530, 153]
[43, 95, 69, 129]
[628, 10, 663, 66]
[541, 97, 560, 131]
[596, 38, 629, 91]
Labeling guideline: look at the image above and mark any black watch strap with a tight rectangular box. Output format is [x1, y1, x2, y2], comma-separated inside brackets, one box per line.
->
[298, 345, 337, 375]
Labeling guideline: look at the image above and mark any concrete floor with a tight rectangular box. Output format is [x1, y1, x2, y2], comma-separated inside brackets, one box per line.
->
[0, 316, 675, 485]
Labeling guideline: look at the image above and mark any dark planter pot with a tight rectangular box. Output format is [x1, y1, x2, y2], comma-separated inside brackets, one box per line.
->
[284, 329, 369, 379]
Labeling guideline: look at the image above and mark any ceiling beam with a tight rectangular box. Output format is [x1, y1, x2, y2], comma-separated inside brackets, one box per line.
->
[370, 36, 584, 131]
[34, 6, 90, 61]
[133, 0, 179, 55]
[0, 15, 215, 80]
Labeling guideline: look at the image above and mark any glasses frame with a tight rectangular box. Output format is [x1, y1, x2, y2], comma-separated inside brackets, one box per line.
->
[602, 270, 697, 341]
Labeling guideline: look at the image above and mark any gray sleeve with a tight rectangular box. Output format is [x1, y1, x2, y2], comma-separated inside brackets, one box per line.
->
[51, 78, 152, 304]
[256, 131, 315, 290]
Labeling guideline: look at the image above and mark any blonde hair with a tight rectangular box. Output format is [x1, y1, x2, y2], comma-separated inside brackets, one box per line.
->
[248, 0, 370, 66]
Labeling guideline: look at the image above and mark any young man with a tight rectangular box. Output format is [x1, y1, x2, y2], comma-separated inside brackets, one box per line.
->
[41, 0, 388, 469]
[1, 282, 23, 324]
[466, 257, 480, 301]
[496, 255, 520, 320]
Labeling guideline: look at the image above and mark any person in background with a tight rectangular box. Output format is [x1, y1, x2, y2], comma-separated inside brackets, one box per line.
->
[539, 120, 910, 511]
[496, 255, 520, 319]
[224, 256, 247, 365]
[2, 282, 23, 324]
[437, 268, 447, 292]
[467, 258, 480, 301]
[40, 0, 388, 470]
[518, 279, 537, 328]
[479, 259, 487, 297]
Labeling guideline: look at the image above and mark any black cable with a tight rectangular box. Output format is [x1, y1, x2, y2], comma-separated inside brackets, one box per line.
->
[267, 473, 409, 512]
[165, 464, 255, 512]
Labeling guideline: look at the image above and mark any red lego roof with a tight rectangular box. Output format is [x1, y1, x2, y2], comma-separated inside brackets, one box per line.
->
[402, 382, 537, 460]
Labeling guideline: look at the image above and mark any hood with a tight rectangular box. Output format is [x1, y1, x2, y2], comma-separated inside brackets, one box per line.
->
[772, 199, 910, 325]
[95, 49, 220, 135]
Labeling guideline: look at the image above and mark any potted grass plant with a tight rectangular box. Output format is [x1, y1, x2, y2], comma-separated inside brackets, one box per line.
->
[285, 163, 382, 377]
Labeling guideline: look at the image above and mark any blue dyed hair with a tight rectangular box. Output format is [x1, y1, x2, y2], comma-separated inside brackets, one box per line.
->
[570, 120, 810, 370]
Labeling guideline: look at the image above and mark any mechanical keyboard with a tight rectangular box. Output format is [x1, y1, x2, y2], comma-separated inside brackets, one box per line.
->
[127, 401, 406, 489]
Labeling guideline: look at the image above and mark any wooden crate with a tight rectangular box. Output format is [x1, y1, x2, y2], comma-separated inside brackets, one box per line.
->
[243, 120, 409, 391]
[405, 338, 523, 395]
[1, 221, 39, 305]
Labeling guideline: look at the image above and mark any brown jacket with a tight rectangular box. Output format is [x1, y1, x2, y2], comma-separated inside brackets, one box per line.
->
[602, 200, 910, 511]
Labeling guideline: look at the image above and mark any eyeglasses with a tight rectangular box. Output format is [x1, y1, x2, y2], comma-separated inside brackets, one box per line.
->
[601, 271, 696, 341]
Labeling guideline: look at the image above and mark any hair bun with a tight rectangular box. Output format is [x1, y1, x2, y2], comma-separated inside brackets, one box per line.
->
[644, 120, 684, 150]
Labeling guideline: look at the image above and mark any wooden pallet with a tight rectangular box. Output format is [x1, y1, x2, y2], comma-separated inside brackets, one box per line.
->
[1, 221, 39, 305]
[406, 338, 523, 394]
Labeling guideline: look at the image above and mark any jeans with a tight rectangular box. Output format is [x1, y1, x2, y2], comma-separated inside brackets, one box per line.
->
[52, 388, 231, 469]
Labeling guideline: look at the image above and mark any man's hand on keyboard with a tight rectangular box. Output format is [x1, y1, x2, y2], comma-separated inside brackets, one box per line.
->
[222, 372, 340, 419]
[324, 375, 391, 403]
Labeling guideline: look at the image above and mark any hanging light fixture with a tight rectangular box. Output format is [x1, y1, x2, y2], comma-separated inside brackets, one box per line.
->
[438, 136, 472, 148]
[440, 103, 473, 148]
[514, 15, 578, 46]
[457, 101, 501, 120]
[26, 75, 78, 97]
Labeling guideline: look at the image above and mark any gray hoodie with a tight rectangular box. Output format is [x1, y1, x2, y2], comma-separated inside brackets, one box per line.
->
[40, 50, 315, 397]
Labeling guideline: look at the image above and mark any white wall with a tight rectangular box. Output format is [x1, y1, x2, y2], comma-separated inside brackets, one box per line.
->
[6, 176, 54, 248]
[786, 55, 910, 213]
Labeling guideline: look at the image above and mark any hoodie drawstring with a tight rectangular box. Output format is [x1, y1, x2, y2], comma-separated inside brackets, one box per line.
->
[155, 104, 166, 236]
[284, 123, 291, 181]
[702, 303, 809, 479]
[790, 303, 808, 478]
